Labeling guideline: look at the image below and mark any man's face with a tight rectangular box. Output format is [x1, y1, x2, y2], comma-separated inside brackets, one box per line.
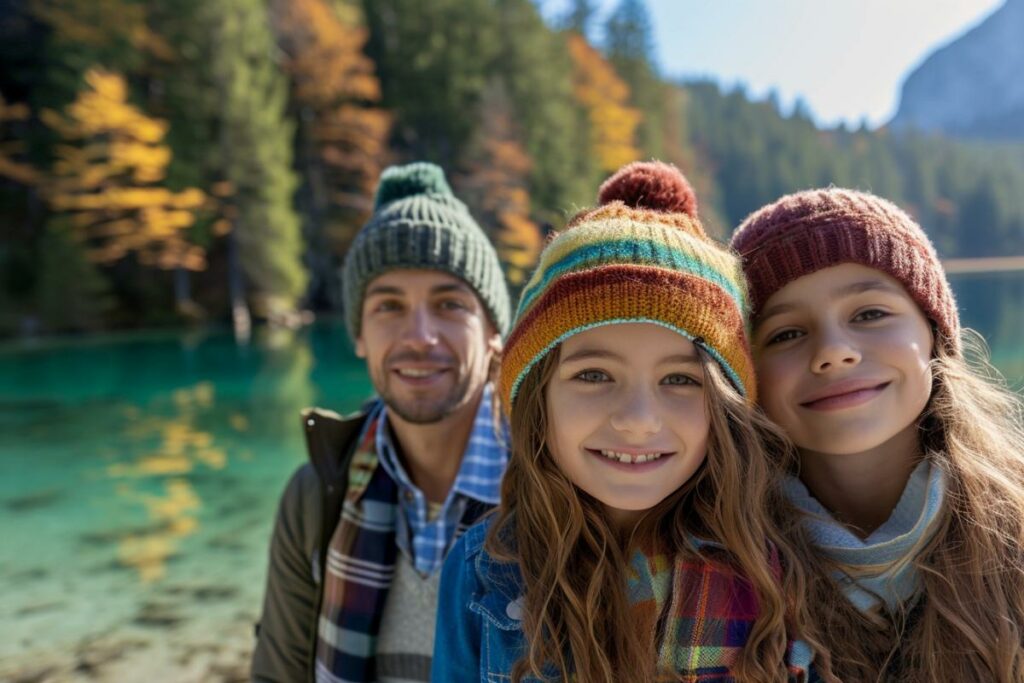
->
[355, 269, 501, 424]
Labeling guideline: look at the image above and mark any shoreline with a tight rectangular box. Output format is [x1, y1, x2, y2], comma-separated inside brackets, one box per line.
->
[1, 619, 254, 683]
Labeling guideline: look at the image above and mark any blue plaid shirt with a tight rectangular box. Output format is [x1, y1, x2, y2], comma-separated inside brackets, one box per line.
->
[370, 383, 507, 576]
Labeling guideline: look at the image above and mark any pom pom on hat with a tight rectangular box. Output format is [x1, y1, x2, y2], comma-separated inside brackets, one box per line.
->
[597, 160, 698, 218]
[373, 161, 453, 209]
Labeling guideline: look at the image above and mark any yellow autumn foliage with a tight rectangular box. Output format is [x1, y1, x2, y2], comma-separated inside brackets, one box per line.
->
[43, 68, 208, 271]
[567, 33, 642, 174]
[0, 95, 40, 185]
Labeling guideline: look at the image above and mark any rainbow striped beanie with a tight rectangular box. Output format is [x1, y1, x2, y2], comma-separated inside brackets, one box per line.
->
[499, 161, 756, 412]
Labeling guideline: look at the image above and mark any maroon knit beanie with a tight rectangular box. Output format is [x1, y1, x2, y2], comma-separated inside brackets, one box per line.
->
[730, 188, 960, 356]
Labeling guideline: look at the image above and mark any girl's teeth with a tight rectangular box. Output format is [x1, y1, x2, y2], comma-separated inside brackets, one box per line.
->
[598, 449, 663, 464]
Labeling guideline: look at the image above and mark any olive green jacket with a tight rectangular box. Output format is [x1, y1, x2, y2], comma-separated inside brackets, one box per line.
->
[250, 408, 369, 683]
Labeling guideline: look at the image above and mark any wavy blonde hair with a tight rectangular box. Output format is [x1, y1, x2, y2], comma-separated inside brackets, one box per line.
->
[486, 343, 830, 683]
[793, 332, 1024, 682]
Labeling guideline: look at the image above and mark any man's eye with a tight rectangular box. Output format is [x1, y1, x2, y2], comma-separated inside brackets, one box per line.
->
[852, 308, 888, 323]
[573, 369, 610, 383]
[765, 329, 802, 345]
[373, 300, 401, 313]
[662, 374, 700, 387]
[439, 299, 469, 311]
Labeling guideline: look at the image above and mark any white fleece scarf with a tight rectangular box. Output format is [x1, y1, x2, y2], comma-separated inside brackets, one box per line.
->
[785, 460, 945, 616]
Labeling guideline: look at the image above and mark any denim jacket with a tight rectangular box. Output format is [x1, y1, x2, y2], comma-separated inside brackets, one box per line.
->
[432, 518, 532, 682]
[432, 518, 819, 683]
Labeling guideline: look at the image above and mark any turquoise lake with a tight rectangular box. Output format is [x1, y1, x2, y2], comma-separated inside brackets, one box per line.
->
[1, 272, 1021, 681]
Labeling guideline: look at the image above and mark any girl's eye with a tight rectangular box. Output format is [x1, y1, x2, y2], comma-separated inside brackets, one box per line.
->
[661, 373, 700, 387]
[852, 308, 888, 323]
[573, 369, 610, 383]
[374, 300, 401, 313]
[765, 328, 803, 345]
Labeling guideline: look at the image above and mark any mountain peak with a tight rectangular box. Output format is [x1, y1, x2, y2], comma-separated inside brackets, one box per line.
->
[890, 2, 1024, 139]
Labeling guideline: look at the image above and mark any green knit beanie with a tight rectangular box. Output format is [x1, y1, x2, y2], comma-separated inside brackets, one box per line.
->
[342, 162, 511, 339]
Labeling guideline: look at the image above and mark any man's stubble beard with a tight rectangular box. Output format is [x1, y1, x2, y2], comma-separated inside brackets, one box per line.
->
[376, 369, 475, 424]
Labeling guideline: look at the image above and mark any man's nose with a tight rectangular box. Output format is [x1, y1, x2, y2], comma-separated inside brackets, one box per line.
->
[399, 305, 439, 349]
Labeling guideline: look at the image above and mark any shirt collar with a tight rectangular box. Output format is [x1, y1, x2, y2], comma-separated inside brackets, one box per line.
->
[372, 384, 508, 506]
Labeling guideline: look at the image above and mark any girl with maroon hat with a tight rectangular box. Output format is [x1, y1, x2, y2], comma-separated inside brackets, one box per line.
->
[732, 189, 1024, 682]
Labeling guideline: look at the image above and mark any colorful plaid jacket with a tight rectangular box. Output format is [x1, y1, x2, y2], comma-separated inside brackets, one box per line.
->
[432, 518, 816, 682]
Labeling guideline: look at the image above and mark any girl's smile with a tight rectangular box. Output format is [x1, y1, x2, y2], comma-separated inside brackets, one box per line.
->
[586, 447, 676, 469]
[798, 378, 891, 410]
[545, 322, 710, 521]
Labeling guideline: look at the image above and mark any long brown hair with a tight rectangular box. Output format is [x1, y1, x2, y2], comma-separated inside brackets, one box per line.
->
[793, 331, 1024, 681]
[487, 343, 828, 683]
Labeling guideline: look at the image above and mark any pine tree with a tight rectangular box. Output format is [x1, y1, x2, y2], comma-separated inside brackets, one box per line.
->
[362, 0, 499, 165]
[604, 0, 664, 157]
[455, 81, 543, 293]
[33, 218, 115, 332]
[492, 0, 592, 225]
[200, 0, 306, 324]
[272, 0, 390, 309]
[0, 96, 37, 186]
[561, 0, 598, 40]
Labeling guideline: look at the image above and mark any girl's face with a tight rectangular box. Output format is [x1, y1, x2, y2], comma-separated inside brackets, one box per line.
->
[752, 263, 934, 457]
[545, 322, 710, 526]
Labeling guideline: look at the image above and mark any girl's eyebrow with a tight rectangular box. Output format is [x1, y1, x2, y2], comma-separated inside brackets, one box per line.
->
[658, 354, 701, 366]
[560, 349, 699, 365]
[757, 279, 902, 324]
[833, 279, 901, 298]
[560, 348, 623, 364]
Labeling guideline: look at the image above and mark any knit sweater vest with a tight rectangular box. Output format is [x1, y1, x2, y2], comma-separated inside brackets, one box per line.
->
[376, 552, 440, 683]
[785, 460, 945, 616]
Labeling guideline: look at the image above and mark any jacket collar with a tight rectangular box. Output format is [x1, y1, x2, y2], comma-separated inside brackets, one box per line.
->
[300, 406, 370, 488]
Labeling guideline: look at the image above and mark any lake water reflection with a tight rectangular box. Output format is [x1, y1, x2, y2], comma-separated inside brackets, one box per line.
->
[0, 271, 1020, 681]
[0, 323, 371, 681]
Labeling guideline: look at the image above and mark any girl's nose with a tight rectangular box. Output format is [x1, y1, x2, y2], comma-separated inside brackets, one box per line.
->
[810, 327, 862, 374]
[609, 387, 662, 437]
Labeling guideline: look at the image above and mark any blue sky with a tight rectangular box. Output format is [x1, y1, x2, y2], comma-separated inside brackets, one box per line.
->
[541, 0, 1003, 128]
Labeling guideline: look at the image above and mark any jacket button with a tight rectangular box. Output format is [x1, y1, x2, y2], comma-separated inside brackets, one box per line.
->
[506, 597, 523, 621]
[306, 418, 315, 427]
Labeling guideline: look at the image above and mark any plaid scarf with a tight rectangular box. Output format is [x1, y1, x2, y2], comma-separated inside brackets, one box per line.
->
[314, 416, 491, 682]
[628, 544, 813, 681]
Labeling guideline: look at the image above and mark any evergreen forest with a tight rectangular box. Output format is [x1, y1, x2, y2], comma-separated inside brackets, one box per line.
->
[1, 0, 1022, 336]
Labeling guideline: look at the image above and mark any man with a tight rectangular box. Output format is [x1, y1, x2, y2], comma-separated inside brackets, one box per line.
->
[251, 162, 511, 683]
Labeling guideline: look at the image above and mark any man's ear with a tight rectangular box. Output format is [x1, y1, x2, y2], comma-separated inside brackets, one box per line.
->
[355, 335, 367, 359]
[486, 323, 503, 356]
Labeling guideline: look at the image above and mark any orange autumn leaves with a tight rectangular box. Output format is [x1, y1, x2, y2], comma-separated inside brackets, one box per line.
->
[567, 33, 642, 175]
[2, 2, 649, 295]
[273, 0, 391, 236]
